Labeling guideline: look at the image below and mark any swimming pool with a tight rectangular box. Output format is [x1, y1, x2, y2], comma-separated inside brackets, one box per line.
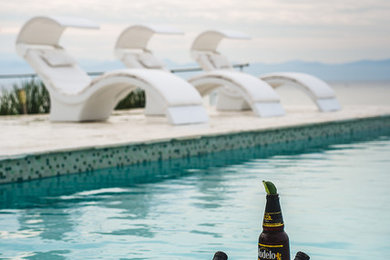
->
[0, 135, 389, 259]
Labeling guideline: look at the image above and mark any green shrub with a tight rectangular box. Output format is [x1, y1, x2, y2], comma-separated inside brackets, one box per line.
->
[115, 88, 145, 110]
[0, 85, 20, 115]
[0, 79, 145, 116]
[0, 79, 50, 115]
[25, 80, 51, 114]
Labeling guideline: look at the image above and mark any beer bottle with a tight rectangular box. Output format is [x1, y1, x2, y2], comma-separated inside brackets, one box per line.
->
[293, 251, 310, 260]
[258, 181, 290, 260]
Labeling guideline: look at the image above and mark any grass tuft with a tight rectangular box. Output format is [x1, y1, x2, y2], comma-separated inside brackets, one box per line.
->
[0, 80, 145, 116]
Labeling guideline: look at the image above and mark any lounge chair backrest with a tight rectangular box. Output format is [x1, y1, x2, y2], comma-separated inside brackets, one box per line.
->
[195, 51, 233, 71]
[119, 50, 143, 68]
[138, 52, 165, 69]
[25, 46, 91, 95]
[121, 50, 166, 70]
[208, 53, 232, 70]
[120, 52, 144, 68]
[195, 52, 215, 71]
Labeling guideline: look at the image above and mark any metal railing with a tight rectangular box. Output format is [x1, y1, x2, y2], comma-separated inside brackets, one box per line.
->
[171, 63, 249, 73]
[0, 73, 38, 79]
[0, 63, 249, 80]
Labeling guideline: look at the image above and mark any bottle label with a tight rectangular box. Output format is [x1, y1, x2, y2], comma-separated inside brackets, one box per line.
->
[263, 211, 283, 227]
[258, 243, 284, 260]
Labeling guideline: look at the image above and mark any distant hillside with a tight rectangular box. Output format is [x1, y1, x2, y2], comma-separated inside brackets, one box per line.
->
[159, 59, 390, 81]
[244, 59, 390, 81]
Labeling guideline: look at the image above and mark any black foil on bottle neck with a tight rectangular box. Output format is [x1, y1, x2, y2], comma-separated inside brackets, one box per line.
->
[263, 194, 284, 227]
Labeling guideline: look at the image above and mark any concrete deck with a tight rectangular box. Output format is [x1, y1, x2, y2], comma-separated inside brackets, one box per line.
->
[1, 105, 390, 159]
[1, 82, 390, 184]
[1, 82, 390, 160]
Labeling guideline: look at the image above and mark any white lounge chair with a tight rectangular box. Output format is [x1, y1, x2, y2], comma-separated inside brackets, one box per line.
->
[189, 30, 285, 117]
[260, 72, 341, 112]
[16, 16, 208, 125]
[191, 30, 340, 112]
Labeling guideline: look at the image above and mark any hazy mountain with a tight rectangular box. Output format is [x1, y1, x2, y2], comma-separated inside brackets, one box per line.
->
[244, 59, 390, 81]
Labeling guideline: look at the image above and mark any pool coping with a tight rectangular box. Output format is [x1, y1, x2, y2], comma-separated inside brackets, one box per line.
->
[1, 113, 390, 184]
[2, 112, 389, 158]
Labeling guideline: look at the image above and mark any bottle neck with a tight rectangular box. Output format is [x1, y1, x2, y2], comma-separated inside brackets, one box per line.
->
[262, 194, 284, 231]
[262, 225, 285, 232]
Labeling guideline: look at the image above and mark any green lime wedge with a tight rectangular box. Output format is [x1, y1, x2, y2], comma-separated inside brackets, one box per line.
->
[262, 180, 277, 195]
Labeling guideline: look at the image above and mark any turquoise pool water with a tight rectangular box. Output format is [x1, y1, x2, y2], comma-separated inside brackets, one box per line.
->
[0, 136, 389, 259]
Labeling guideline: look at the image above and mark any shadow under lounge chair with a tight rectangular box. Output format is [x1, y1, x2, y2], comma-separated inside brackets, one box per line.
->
[189, 30, 285, 117]
[16, 16, 208, 125]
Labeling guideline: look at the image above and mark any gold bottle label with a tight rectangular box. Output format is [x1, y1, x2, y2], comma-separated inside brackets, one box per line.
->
[258, 243, 284, 260]
[263, 211, 283, 227]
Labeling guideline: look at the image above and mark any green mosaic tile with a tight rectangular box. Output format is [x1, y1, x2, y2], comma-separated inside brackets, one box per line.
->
[0, 116, 389, 184]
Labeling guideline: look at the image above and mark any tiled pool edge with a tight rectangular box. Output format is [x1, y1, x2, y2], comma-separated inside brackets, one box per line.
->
[1, 115, 390, 184]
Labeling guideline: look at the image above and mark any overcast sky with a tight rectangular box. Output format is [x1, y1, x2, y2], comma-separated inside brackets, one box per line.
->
[1, 0, 390, 64]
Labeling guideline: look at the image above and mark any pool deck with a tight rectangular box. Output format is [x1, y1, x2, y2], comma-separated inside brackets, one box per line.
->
[1, 105, 390, 159]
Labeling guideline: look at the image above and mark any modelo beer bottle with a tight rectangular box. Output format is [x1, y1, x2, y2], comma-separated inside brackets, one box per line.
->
[258, 181, 290, 260]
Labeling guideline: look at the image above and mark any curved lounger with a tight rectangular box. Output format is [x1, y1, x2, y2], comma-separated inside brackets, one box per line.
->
[16, 16, 207, 125]
[260, 72, 341, 112]
[115, 24, 210, 119]
[190, 30, 285, 117]
[115, 25, 283, 117]
[188, 70, 284, 117]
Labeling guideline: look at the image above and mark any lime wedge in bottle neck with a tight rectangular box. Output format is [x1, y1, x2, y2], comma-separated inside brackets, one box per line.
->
[262, 180, 277, 195]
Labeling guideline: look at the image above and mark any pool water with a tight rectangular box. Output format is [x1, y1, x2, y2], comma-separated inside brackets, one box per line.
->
[0, 136, 389, 259]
